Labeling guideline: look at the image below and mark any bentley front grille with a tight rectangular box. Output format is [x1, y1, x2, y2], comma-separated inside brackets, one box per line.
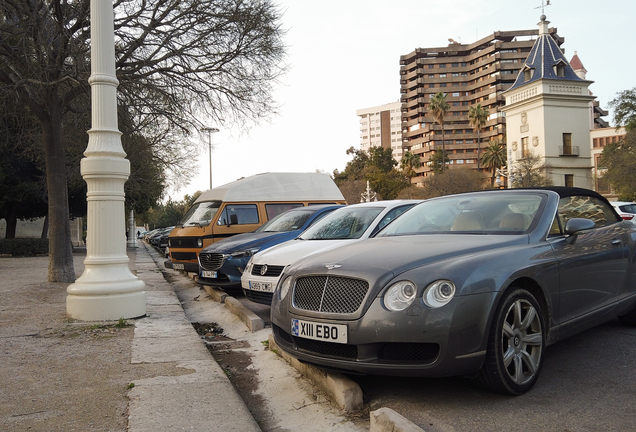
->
[293, 276, 369, 314]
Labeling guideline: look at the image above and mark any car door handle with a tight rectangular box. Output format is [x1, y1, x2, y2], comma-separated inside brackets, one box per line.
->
[611, 239, 621, 245]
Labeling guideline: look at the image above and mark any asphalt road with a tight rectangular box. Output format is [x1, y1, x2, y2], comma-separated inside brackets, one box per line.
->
[349, 317, 636, 432]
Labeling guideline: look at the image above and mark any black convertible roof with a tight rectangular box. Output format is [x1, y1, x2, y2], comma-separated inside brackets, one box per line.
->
[524, 186, 607, 200]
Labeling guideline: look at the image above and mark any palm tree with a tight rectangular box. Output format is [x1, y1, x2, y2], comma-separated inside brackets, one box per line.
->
[428, 92, 450, 172]
[468, 104, 489, 172]
[400, 151, 421, 181]
[481, 139, 507, 188]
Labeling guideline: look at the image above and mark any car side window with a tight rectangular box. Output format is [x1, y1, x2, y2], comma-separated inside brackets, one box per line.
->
[548, 216, 562, 236]
[217, 204, 259, 225]
[557, 195, 621, 229]
[372, 205, 414, 235]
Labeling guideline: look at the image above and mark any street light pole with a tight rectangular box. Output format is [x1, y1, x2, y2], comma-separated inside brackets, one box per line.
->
[67, 0, 146, 320]
[201, 127, 219, 190]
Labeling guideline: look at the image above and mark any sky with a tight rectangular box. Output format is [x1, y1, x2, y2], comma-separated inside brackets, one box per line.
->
[169, 0, 634, 200]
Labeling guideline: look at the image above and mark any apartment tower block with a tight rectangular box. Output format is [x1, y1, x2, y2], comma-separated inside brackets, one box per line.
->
[399, 28, 563, 184]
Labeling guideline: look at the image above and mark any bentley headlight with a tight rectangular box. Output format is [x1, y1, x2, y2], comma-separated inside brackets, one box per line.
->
[423, 280, 455, 308]
[384, 281, 417, 311]
[197, 238, 203, 248]
[278, 276, 292, 300]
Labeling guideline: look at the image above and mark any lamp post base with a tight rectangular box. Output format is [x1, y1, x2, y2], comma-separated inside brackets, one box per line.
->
[67, 265, 146, 321]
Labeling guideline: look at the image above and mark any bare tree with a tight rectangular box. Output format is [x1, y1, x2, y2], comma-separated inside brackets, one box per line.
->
[511, 152, 554, 188]
[0, 0, 287, 281]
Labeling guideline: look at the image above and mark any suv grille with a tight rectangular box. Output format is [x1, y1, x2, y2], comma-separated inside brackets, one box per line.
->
[293, 276, 369, 314]
[199, 253, 227, 270]
[251, 264, 285, 277]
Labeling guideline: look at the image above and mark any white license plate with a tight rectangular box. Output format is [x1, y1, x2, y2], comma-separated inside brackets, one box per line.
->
[201, 270, 217, 278]
[291, 319, 347, 344]
[249, 281, 273, 292]
[173, 263, 184, 270]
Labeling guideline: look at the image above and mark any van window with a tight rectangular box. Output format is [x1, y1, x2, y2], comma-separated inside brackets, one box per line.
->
[180, 201, 221, 227]
[265, 203, 304, 219]
[217, 204, 259, 226]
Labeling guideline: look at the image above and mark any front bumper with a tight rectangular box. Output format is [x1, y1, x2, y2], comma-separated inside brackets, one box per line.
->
[271, 293, 496, 377]
[241, 274, 282, 305]
[164, 260, 199, 273]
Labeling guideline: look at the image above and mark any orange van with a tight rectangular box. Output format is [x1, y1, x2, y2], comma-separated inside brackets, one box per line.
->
[164, 172, 346, 272]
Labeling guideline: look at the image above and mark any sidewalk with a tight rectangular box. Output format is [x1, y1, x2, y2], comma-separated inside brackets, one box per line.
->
[0, 240, 260, 432]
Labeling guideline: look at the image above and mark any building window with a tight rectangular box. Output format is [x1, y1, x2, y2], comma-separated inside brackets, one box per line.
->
[439, 64, 446, 68]
[524, 68, 534, 82]
[439, 73, 447, 78]
[565, 174, 574, 187]
[562, 133, 572, 155]
[452, 92, 460, 97]
[428, 74, 435, 78]
[440, 83, 447, 87]
[522, 137, 529, 158]
[428, 64, 435, 69]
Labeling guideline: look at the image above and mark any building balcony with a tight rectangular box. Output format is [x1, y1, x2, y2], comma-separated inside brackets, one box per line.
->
[559, 146, 580, 156]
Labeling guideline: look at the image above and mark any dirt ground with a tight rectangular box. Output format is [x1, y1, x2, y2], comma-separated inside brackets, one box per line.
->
[0, 251, 185, 432]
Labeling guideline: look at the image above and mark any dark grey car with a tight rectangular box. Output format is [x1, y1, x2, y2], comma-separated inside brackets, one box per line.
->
[270, 187, 636, 395]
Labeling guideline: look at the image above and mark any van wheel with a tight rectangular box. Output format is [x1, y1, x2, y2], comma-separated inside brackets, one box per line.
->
[472, 288, 545, 395]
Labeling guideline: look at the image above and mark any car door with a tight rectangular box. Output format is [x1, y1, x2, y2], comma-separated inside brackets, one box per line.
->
[549, 195, 628, 324]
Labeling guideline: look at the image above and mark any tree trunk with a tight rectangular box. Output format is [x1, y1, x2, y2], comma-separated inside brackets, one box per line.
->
[41, 214, 49, 239]
[4, 205, 17, 239]
[42, 109, 75, 282]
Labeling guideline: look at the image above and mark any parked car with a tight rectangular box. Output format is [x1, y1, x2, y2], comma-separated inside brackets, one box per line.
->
[611, 201, 636, 224]
[241, 200, 421, 305]
[269, 187, 636, 395]
[197, 204, 343, 289]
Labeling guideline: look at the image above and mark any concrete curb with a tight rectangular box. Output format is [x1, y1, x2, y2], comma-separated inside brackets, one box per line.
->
[268, 334, 364, 412]
[370, 407, 427, 432]
[201, 285, 265, 332]
[202, 285, 228, 303]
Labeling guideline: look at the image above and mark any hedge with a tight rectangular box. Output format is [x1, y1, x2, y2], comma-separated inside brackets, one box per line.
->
[0, 238, 49, 256]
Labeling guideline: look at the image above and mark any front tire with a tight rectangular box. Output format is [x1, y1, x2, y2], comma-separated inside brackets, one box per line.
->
[473, 288, 545, 395]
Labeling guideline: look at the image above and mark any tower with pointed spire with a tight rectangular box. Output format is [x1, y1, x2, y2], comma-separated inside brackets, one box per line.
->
[503, 15, 595, 189]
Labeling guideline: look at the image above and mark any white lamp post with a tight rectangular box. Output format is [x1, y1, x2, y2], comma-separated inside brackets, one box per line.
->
[66, 0, 146, 320]
[201, 127, 219, 190]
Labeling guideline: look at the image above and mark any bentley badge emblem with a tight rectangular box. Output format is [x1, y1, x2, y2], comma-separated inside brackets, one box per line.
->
[325, 264, 342, 270]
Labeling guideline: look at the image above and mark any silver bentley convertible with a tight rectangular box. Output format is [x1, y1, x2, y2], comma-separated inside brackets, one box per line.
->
[270, 187, 636, 395]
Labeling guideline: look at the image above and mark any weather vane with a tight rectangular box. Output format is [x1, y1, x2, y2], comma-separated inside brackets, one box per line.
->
[535, 0, 551, 14]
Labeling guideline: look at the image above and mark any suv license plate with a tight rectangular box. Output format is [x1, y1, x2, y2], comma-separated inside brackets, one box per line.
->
[201, 270, 217, 278]
[249, 281, 273, 292]
[173, 263, 184, 270]
[291, 319, 347, 344]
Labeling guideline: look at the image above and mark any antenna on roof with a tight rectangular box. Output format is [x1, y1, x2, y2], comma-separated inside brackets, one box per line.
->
[535, 0, 551, 15]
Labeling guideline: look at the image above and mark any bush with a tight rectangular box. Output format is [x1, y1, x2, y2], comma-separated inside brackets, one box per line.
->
[0, 238, 49, 256]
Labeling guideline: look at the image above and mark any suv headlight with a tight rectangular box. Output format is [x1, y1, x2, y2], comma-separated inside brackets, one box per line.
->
[384, 281, 417, 311]
[197, 238, 203, 248]
[423, 280, 455, 308]
[231, 248, 260, 258]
